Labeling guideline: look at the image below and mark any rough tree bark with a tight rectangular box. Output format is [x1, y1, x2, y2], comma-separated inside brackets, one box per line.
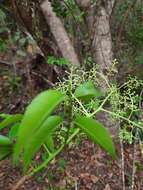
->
[41, 0, 80, 66]
[92, 0, 115, 75]
[75, 0, 115, 75]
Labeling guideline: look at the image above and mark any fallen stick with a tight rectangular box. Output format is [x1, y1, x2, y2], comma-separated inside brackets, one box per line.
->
[11, 175, 31, 190]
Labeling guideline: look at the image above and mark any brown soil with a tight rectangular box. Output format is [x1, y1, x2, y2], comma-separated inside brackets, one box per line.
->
[0, 141, 143, 190]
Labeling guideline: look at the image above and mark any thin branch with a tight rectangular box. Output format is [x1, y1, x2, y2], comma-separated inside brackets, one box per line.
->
[31, 71, 55, 87]
[120, 135, 126, 190]
[101, 108, 143, 129]
[131, 129, 138, 190]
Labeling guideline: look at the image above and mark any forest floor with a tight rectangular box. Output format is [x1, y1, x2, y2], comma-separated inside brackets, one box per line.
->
[0, 51, 143, 190]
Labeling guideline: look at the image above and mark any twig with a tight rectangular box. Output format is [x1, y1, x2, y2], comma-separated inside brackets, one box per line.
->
[75, 180, 78, 190]
[90, 90, 113, 117]
[11, 175, 30, 190]
[31, 71, 55, 87]
[0, 59, 11, 66]
[72, 94, 90, 116]
[120, 135, 126, 190]
[101, 108, 143, 129]
[131, 130, 138, 190]
[139, 88, 143, 111]
[117, 118, 126, 190]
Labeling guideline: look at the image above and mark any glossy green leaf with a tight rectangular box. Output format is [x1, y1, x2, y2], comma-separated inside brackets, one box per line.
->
[75, 115, 116, 158]
[14, 90, 65, 162]
[75, 81, 102, 101]
[0, 146, 12, 160]
[23, 115, 63, 171]
[0, 114, 23, 130]
[0, 135, 12, 146]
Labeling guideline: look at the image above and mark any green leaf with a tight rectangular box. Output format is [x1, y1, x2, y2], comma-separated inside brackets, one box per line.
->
[58, 58, 69, 65]
[23, 115, 63, 172]
[0, 114, 23, 130]
[0, 135, 12, 146]
[14, 90, 65, 163]
[45, 135, 55, 152]
[47, 56, 57, 65]
[75, 81, 102, 101]
[0, 146, 12, 160]
[8, 123, 20, 140]
[75, 115, 116, 158]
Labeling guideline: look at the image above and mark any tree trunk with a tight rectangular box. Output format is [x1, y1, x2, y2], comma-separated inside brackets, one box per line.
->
[92, 1, 115, 75]
[41, 0, 80, 66]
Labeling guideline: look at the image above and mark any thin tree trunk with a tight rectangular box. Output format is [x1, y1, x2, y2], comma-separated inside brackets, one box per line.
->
[41, 0, 80, 66]
[92, 4, 113, 75]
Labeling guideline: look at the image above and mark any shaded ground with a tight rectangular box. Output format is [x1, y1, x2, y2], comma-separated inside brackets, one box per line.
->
[0, 140, 143, 190]
[0, 53, 143, 190]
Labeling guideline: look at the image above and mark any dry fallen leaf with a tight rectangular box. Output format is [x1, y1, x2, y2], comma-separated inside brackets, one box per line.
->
[80, 173, 99, 184]
[90, 174, 99, 183]
[104, 184, 111, 190]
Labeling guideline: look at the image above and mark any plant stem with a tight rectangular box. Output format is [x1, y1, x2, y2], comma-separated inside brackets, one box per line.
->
[131, 140, 136, 190]
[89, 91, 113, 117]
[120, 136, 126, 190]
[28, 128, 80, 177]
[43, 144, 52, 156]
[96, 71, 111, 89]
[131, 129, 138, 190]
[65, 74, 73, 143]
[101, 108, 142, 129]
[72, 94, 90, 116]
